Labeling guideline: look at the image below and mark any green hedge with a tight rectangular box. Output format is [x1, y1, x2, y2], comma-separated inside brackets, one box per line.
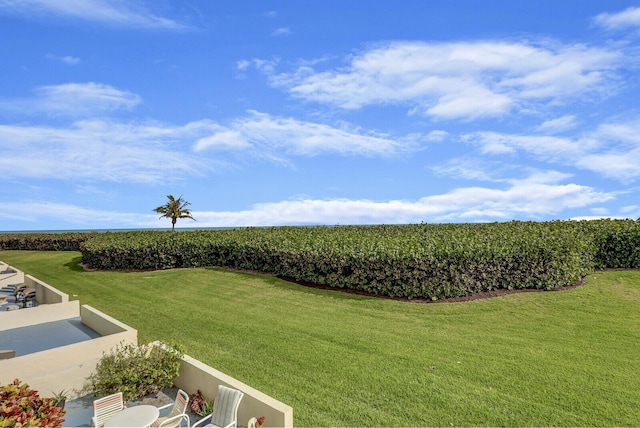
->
[579, 219, 640, 269]
[79, 221, 597, 300]
[5, 220, 638, 300]
[0, 233, 92, 251]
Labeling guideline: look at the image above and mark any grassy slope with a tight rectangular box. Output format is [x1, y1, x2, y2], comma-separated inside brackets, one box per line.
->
[2, 250, 639, 426]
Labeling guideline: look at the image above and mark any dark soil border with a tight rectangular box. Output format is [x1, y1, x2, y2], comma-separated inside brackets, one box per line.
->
[277, 275, 587, 303]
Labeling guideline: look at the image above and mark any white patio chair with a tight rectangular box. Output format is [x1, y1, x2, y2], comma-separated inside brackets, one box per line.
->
[91, 392, 126, 428]
[192, 385, 244, 428]
[151, 389, 190, 428]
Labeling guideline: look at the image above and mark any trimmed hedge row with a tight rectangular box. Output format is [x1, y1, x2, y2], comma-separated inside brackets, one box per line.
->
[0, 233, 92, 251]
[3, 219, 638, 300]
[579, 219, 640, 269]
[79, 221, 598, 300]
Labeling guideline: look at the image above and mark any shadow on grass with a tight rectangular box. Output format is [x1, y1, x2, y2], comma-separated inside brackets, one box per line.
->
[64, 256, 85, 273]
[204, 266, 375, 302]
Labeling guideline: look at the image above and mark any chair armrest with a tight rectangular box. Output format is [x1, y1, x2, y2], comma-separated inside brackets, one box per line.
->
[192, 414, 212, 427]
[158, 413, 190, 427]
[157, 402, 173, 411]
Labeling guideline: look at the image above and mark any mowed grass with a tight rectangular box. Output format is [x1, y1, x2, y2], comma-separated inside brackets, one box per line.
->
[2, 250, 639, 426]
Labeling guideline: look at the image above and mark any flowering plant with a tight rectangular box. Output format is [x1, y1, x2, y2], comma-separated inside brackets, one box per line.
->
[189, 389, 214, 417]
[256, 416, 266, 427]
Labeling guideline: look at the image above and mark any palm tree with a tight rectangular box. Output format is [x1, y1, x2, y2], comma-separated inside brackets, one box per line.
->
[153, 195, 196, 231]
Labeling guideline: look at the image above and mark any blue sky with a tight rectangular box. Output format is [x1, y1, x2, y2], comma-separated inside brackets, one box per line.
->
[1, 0, 640, 231]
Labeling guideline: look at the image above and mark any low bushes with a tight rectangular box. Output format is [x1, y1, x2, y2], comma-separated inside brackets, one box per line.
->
[84, 342, 184, 402]
[0, 233, 92, 251]
[80, 221, 601, 300]
[580, 219, 640, 268]
[4, 219, 638, 300]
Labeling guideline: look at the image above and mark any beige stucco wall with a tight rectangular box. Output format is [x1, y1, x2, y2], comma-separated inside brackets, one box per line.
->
[174, 350, 294, 428]
[24, 274, 69, 304]
[0, 300, 79, 330]
[0, 304, 138, 400]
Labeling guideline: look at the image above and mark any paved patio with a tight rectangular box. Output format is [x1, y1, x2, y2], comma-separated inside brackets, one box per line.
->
[0, 317, 101, 356]
[62, 388, 201, 427]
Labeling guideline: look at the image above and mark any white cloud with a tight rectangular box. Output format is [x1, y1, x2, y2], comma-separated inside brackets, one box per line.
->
[0, 82, 141, 117]
[0, 201, 142, 227]
[0, 0, 189, 30]
[157, 171, 615, 226]
[535, 115, 577, 133]
[0, 119, 217, 184]
[194, 130, 251, 151]
[432, 158, 508, 182]
[267, 41, 619, 121]
[272, 27, 291, 37]
[577, 152, 640, 183]
[462, 131, 589, 158]
[594, 6, 640, 30]
[463, 117, 640, 183]
[194, 111, 424, 157]
[1, 170, 616, 228]
[46, 53, 80, 65]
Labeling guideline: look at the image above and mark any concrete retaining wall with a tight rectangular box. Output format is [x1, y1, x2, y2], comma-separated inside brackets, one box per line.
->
[24, 274, 69, 304]
[0, 304, 138, 399]
[174, 350, 294, 428]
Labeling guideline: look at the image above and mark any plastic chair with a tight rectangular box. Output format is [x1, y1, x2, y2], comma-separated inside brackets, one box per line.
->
[192, 385, 244, 428]
[151, 389, 190, 428]
[91, 392, 126, 428]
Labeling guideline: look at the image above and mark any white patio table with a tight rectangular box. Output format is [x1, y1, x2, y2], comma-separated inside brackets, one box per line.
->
[104, 404, 160, 428]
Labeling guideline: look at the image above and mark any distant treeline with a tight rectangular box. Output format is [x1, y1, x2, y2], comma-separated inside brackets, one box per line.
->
[1, 220, 639, 300]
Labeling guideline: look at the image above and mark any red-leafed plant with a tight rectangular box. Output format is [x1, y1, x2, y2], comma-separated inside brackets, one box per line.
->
[0, 378, 66, 428]
[255, 415, 266, 427]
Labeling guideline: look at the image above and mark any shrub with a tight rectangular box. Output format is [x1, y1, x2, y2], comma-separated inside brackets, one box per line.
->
[85, 342, 184, 402]
[0, 378, 66, 428]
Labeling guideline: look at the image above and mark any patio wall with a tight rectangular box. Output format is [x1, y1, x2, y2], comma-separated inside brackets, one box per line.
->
[173, 349, 294, 428]
[0, 299, 79, 329]
[0, 304, 138, 399]
[24, 273, 70, 304]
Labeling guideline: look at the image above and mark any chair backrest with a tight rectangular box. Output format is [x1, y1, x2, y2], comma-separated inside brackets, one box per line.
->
[168, 389, 189, 418]
[12, 283, 27, 297]
[93, 392, 125, 428]
[210, 385, 244, 428]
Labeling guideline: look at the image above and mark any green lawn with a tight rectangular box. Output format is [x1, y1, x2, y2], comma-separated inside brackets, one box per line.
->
[2, 250, 639, 426]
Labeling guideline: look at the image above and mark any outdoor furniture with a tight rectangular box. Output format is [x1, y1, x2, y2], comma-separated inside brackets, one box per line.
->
[12, 283, 27, 297]
[92, 392, 126, 428]
[19, 287, 36, 308]
[151, 389, 189, 428]
[0, 350, 16, 359]
[157, 414, 190, 427]
[192, 385, 244, 428]
[104, 404, 160, 428]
